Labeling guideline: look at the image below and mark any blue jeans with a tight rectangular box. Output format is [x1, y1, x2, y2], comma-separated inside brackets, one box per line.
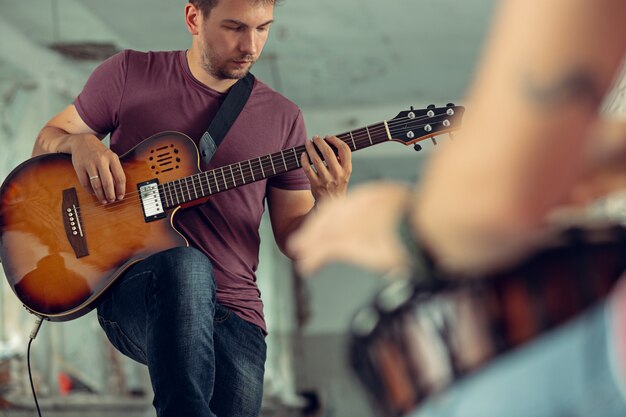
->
[96, 247, 267, 417]
[409, 302, 626, 417]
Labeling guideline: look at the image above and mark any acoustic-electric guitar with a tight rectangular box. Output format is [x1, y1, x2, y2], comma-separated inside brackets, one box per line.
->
[0, 104, 464, 322]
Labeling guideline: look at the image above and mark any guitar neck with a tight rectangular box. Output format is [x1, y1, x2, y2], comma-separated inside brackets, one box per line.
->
[159, 121, 391, 210]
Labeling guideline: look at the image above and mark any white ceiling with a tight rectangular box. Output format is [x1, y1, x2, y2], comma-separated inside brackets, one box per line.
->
[0, 0, 496, 108]
[0, 0, 497, 182]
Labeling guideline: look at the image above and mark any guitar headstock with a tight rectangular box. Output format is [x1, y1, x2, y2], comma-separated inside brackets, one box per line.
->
[388, 104, 465, 146]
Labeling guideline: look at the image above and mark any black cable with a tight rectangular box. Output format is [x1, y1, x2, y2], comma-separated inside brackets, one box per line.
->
[27, 316, 44, 417]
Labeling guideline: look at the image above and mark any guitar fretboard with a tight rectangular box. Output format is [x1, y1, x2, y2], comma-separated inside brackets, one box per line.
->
[159, 121, 390, 209]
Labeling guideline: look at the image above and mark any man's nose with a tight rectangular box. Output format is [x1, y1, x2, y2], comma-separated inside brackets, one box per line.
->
[239, 31, 258, 56]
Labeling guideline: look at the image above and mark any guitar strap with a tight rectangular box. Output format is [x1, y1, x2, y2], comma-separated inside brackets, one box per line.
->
[199, 72, 255, 165]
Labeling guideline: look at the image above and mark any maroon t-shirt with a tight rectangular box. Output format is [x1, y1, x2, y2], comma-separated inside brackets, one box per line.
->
[74, 49, 310, 332]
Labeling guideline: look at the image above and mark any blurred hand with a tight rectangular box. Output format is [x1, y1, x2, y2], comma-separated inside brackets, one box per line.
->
[301, 135, 352, 201]
[70, 134, 126, 204]
[288, 182, 411, 276]
[567, 119, 626, 205]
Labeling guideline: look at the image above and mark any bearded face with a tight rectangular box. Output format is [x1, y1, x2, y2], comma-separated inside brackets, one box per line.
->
[198, 36, 257, 80]
[195, 0, 273, 81]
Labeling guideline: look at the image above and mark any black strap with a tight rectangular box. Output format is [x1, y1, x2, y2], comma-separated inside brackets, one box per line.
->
[199, 72, 255, 164]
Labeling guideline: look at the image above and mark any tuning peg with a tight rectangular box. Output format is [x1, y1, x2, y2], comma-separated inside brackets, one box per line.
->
[431, 137, 438, 146]
[446, 102, 455, 107]
[427, 104, 436, 109]
[413, 144, 422, 152]
[410, 106, 415, 111]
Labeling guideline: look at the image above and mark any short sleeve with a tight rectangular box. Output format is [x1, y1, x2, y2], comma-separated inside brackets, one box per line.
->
[267, 109, 311, 191]
[73, 50, 129, 135]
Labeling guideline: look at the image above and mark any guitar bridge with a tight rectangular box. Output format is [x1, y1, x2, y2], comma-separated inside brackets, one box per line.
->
[62, 188, 89, 258]
[138, 179, 166, 222]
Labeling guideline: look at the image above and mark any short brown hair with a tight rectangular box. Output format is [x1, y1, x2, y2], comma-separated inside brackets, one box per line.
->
[189, 0, 281, 16]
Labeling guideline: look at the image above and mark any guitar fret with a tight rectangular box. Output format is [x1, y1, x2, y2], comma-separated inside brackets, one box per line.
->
[281, 151, 288, 171]
[221, 168, 228, 190]
[269, 155, 276, 174]
[198, 174, 205, 197]
[199, 175, 205, 197]
[349, 131, 357, 150]
[383, 120, 392, 140]
[239, 163, 246, 185]
[167, 183, 174, 206]
[213, 170, 220, 192]
[160, 184, 167, 207]
[188, 177, 194, 200]
[185, 177, 192, 202]
[249, 160, 255, 181]
[174, 180, 181, 205]
[162, 184, 169, 208]
[365, 126, 373, 145]
[230, 165, 236, 187]
[292, 148, 300, 168]
[204, 172, 212, 195]
[178, 180, 185, 204]
[192, 175, 199, 199]
[258, 157, 265, 178]
[169, 181, 175, 205]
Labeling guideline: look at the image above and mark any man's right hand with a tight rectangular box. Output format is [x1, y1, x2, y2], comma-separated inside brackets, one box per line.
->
[33, 105, 125, 204]
[69, 134, 126, 204]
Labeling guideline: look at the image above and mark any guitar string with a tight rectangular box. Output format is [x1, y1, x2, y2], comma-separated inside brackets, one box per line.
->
[75, 115, 458, 220]
[77, 128, 447, 218]
[75, 117, 457, 224]
[78, 109, 455, 211]
[109, 109, 450, 206]
[77, 136, 446, 223]
[96, 109, 458, 210]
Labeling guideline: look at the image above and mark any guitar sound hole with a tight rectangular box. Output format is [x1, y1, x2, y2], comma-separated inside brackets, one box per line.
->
[150, 147, 181, 175]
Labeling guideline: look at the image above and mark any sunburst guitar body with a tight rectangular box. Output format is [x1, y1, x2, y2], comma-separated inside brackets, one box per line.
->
[0, 105, 464, 321]
[0, 132, 193, 320]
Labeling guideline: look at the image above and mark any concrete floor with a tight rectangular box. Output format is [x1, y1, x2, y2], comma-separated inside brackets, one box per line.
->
[0, 394, 154, 417]
[0, 394, 305, 417]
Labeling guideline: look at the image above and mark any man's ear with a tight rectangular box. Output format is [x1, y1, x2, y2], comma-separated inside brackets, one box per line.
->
[185, 3, 202, 35]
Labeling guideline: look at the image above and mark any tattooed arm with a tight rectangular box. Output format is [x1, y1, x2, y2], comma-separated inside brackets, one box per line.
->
[412, 0, 626, 274]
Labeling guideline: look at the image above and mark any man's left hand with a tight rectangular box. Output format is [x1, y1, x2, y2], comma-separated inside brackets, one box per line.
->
[301, 135, 352, 201]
